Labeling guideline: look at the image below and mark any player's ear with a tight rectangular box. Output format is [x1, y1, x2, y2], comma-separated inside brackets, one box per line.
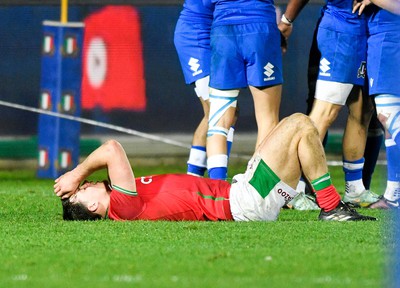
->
[87, 201, 99, 212]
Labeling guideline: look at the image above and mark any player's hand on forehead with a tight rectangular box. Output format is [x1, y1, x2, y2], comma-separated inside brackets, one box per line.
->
[54, 170, 82, 199]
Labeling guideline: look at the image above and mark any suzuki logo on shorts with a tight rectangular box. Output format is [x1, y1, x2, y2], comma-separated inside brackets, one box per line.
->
[263, 62, 275, 81]
[188, 57, 203, 77]
[319, 58, 331, 76]
[277, 188, 293, 202]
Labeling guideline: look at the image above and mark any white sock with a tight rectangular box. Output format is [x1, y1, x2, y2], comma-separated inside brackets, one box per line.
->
[345, 179, 366, 196]
[384, 181, 400, 201]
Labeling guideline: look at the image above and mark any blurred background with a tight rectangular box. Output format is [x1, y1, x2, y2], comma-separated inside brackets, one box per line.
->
[0, 0, 351, 166]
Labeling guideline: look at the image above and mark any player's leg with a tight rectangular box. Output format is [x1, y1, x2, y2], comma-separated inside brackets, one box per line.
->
[187, 77, 210, 177]
[243, 22, 283, 149]
[370, 94, 400, 208]
[207, 25, 246, 180]
[173, 19, 213, 177]
[363, 110, 384, 189]
[258, 113, 340, 215]
[206, 89, 238, 180]
[250, 85, 281, 148]
[366, 29, 400, 209]
[309, 96, 344, 141]
[257, 113, 376, 220]
[342, 87, 380, 207]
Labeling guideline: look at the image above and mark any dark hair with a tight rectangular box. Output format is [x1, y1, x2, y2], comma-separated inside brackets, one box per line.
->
[61, 198, 102, 221]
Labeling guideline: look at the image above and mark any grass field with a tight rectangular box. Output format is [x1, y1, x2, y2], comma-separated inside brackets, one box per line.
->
[0, 159, 394, 288]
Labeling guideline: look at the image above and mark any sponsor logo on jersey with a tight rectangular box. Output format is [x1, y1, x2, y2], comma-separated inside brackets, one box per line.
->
[277, 188, 293, 202]
[370, 77, 374, 88]
[357, 61, 366, 78]
[188, 57, 203, 77]
[141, 176, 153, 184]
[319, 58, 331, 77]
[263, 62, 275, 81]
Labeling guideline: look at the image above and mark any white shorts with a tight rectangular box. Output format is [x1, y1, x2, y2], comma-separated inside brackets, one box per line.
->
[229, 155, 298, 221]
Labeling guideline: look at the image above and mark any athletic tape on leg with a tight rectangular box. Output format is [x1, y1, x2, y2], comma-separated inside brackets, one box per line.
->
[375, 94, 400, 141]
[194, 76, 210, 101]
[208, 88, 238, 134]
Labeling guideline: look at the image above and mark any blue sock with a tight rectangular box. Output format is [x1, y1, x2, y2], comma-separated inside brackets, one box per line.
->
[187, 165, 207, 177]
[207, 154, 228, 180]
[208, 167, 227, 180]
[187, 145, 207, 177]
[343, 157, 365, 194]
[343, 157, 364, 181]
[363, 132, 383, 189]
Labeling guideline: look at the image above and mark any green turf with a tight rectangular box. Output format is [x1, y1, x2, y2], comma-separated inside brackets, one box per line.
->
[0, 162, 393, 288]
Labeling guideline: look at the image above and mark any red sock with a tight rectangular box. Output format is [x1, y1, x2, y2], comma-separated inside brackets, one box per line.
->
[315, 185, 341, 212]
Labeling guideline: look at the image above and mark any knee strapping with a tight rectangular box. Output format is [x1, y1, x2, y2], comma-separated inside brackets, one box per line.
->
[375, 94, 400, 139]
[194, 76, 210, 101]
[208, 88, 239, 134]
[207, 126, 229, 138]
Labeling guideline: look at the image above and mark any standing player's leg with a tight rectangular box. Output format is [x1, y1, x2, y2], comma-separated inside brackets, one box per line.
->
[363, 110, 384, 189]
[244, 22, 283, 150]
[207, 25, 244, 180]
[370, 94, 400, 208]
[206, 89, 238, 180]
[341, 87, 380, 206]
[187, 77, 210, 177]
[365, 26, 400, 209]
[250, 85, 281, 149]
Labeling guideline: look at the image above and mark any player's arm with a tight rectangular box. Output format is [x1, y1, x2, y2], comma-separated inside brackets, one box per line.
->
[353, 0, 400, 15]
[371, 0, 400, 14]
[54, 139, 136, 199]
[278, 0, 310, 39]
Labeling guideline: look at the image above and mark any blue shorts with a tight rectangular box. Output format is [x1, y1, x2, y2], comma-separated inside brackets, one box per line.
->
[209, 22, 283, 90]
[317, 27, 367, 85]
[174, 19, 211, 85]
[367, 31, 400, 97]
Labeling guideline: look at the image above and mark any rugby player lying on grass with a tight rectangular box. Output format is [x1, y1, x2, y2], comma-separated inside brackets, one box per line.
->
[54, 113, 376, 222]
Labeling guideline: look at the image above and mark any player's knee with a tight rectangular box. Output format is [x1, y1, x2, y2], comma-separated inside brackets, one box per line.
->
[375, 94, 400, 135]
[291, 113, 319, 136]
[208, 88, 239, 128]
[291, 113, 313, 126]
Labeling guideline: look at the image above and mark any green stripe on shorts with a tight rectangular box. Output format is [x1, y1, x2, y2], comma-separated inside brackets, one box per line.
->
[249, 159, 280, 199]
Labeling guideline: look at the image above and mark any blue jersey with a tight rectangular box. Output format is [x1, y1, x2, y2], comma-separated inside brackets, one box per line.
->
[367, 6, 400, 96]
[211, 0, 276, 26]
[179, 0, 213, 24]
[320, 0, 367, 35]
[368, 5, 400, 34]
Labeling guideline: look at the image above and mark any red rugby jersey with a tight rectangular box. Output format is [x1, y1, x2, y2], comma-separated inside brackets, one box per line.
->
[108, 174, 233, 221]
